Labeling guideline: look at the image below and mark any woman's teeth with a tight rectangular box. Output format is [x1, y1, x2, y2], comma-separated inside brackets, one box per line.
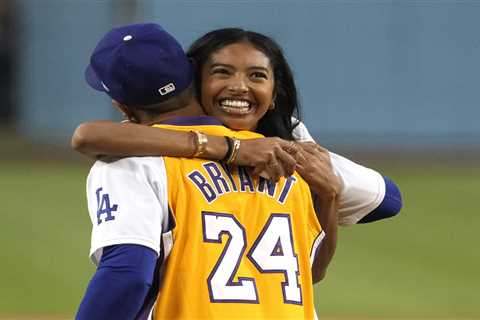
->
[221, 99, 250, 107]
[219, 99, 252, 114]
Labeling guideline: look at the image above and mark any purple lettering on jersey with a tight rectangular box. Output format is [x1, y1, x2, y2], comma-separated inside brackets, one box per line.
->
[238, 166, 254, 192]
[188, 171, 216, 203]
[95, 187, 117, 225]
[277, 176, 297, 204]
[257, 176, 277, 197]
[220, 163, 238, 192]
[203, 162, 230, 195]
[187, 165, 298, 205]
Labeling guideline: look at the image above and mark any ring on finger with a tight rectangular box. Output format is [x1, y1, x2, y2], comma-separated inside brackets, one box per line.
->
[286, 141, 297, 154]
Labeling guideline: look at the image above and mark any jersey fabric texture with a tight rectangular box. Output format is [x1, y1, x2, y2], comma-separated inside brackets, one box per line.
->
[292, 119, 385, 226]
[85, 116, 388, 319]
[151, 122, 322, 319]
[86, 118, 323, 319]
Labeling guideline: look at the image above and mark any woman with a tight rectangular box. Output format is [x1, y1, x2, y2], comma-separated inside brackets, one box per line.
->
[72, 28, 402, 227]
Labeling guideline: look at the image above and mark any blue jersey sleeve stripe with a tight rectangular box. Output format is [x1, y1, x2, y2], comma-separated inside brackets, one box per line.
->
[358, 176, 402, 224]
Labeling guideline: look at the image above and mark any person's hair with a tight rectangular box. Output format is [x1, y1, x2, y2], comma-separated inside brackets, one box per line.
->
[130, 83, 194, 115]
[187, 28, 301, 140]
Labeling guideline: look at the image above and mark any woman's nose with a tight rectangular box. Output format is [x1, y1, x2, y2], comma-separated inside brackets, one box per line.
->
[227, 75, 249, 94]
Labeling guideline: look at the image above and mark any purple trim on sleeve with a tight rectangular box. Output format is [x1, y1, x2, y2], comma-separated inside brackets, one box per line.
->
[358, 176, 402, 224]
[160, 115, 222, 126]
[76, 244, 157, 320]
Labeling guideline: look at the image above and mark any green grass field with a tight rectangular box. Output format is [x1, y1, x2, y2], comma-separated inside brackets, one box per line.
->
[1, 159, 479, 319]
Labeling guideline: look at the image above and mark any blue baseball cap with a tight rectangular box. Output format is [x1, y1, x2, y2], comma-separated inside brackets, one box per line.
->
[85, 23, 193, 106]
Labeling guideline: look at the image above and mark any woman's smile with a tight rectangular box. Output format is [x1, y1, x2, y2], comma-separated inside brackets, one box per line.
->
[201, 41, 275, 131]
[218, 98, 255, 115]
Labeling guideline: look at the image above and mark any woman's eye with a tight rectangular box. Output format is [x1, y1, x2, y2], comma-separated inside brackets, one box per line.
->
[211, 68, 230, 75]
[251, 72, 268, 79]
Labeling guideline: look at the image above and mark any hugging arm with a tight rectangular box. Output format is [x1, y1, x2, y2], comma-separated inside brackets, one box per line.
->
[294, 144, 340, 283]
[310, 193, 338, 283]
[329, 152, 402, 225]
[71, 120, 297, 179]
[292, 121, 403, 225]
[72, 120, 225, 159]
[73, 119, 402, 224]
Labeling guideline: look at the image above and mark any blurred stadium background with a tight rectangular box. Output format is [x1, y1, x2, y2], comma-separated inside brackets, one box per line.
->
[1, 0, 479, 319]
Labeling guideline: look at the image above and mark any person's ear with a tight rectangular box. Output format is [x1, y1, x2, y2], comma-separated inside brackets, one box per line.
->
[112, 100, 138, 123]
[269, 94, 277, 110]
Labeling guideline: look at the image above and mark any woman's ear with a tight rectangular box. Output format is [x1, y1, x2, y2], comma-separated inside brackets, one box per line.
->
[269, 94, 277, 110]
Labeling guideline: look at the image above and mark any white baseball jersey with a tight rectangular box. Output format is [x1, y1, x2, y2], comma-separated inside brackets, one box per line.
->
[87, 157, 169, 264]
[292, 120, 386, 226]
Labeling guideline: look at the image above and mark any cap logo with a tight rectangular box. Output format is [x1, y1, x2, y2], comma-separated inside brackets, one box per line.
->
[101, 81, 110, 92]
[159, 83, 175, 96]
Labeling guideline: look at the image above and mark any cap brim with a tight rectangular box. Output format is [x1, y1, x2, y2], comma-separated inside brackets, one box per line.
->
[85, 64, 105, 91]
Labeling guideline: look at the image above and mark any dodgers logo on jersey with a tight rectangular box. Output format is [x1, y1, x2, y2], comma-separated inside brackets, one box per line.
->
[95, 187, 118, 225]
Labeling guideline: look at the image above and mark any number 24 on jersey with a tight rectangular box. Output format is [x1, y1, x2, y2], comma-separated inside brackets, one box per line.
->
[202, 212, 302, 305]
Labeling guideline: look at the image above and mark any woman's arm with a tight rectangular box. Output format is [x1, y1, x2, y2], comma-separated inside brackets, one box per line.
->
[71, 120, 297, 179]
[294, 145, 340, 283]
[310, 193, 338, 283]
[292, 120, 402, 225]
[72, 120, 226, 159]
[329, 152, 402, 225]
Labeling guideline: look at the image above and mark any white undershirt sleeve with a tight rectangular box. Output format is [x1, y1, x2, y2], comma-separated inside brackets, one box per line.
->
[291, 118, 386, 225]
[328, 152, 386, 226]
[292, 118, 315, 142]
[86, 157, 169, 265]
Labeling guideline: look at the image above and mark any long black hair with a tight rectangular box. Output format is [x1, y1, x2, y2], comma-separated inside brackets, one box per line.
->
[187, 28, 301, 140]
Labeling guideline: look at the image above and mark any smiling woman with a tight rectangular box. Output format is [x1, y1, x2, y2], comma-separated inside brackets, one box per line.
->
[200, 41, 275, 131]
[188, 28, 300, 140]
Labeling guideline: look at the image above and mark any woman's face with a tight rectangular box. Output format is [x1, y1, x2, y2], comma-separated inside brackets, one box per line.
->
[200, 42, 275, 131]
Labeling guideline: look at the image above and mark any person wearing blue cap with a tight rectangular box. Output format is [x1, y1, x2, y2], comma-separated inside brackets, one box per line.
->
[84, 23, 194, 108]
[76, 23, 337, 320]
[73, 26, 401, 229]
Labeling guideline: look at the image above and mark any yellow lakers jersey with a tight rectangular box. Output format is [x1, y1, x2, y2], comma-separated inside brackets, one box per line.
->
[152, 123, 322, 319]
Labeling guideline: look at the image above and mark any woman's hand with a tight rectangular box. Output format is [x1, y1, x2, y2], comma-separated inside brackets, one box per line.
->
[234, 137, 297, 182]
[295, 142, 341, 201]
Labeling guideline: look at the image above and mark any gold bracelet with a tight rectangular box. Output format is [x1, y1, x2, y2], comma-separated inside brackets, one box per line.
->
[226, 138, 241, 164]
[191, 130, 208, 157]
